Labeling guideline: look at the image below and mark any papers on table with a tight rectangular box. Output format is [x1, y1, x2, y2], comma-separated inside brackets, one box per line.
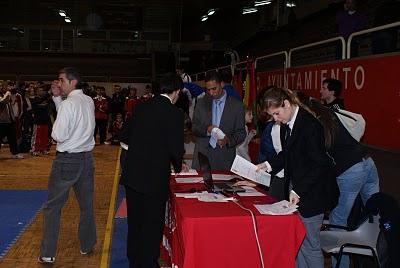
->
[172, 169, 198, 176]
[230, 155, 271, 186]
[254, 200, 298, 215]
[236, 186, 266, 197]
[212, 174, 236, 181]
[175, 192, 205, 198]
[175, 191, 235, 202]
[175, 177, 203, 183]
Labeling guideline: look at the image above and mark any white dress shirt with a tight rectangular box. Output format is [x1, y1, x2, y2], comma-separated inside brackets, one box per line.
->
[271, 123, 284, 178]
[52, 90, 95, 153]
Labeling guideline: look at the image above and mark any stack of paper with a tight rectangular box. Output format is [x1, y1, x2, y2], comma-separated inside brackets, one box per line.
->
[212, 174, 236, 181]
[172, 169, 198, 176]
[175, 192, 235, 202]
[175, 192, 205, 198]
[254, 200, 298, 215]
[175, 177, 203, 183]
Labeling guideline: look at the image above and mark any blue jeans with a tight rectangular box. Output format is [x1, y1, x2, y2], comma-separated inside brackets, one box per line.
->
[329, 157, 380, 268]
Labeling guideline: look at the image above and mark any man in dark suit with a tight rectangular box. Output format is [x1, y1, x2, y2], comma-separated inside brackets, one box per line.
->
[192, 71, 246, 171]
[120, 73, 185, 268]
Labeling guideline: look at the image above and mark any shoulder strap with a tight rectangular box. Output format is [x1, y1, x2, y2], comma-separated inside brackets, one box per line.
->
[332, 107, 357, 121]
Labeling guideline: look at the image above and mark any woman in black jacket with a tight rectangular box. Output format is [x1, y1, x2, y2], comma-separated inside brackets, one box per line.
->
[257, 87, 338, 268]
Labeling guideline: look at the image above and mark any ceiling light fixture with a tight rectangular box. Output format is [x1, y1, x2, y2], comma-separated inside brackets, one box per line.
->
[207, 9, 216, 16]
[64, 16, 71, 23]
[286, 1, 296, 7]
[254, 1, 272, 6]
[58, 10, 66, 17]
[242, 7, 258, 14]
[201, 15, 208, 22]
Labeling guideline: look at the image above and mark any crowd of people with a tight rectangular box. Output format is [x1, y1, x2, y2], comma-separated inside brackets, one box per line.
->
[0, 79, 154, 158]
[3, 65, 381, 268]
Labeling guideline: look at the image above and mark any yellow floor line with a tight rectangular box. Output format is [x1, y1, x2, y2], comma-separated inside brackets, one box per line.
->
[100, 148, 121, 268]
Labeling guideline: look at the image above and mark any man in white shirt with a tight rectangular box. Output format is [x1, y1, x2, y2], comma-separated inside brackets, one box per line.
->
[38, 67, 96, 264]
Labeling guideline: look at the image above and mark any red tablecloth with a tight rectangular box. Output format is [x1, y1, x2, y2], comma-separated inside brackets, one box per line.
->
[164, 173, 306, 268]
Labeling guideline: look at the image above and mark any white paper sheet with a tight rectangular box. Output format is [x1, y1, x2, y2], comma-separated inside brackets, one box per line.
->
[236, 186, 266, 197]
[211, 174, 236, 181]
[174, 192, 235, 202]
[230, 155, 271, 186]
[175, 177, 203, 183]
[175, 192, 205, 198]
[172, 169, 198, 176]
[254, 200, 298, 215]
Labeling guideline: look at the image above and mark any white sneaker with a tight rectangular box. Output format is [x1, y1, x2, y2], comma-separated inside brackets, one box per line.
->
[103, 141, 110, 145]
[11, 154, 24, 159]
[38, 256, 55, 263]
[80, 248, 93, 255]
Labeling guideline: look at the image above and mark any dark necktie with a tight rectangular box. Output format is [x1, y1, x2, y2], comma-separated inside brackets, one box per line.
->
[284, 124, 291, 142]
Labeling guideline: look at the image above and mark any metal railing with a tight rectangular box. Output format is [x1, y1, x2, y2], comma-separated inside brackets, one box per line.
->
[190, 22, 399, 79]
[254, 51, 288, 69]
[288, 36, 346, 67]
[347, 21, 400, 59]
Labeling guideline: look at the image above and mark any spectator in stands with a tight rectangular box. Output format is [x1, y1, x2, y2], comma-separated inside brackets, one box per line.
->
[256, 87, 338, 268]
[372, 0, 400, 54]
[31, 84, 51, 156]
[38, 67, 96, 264]
[220, 69, 242, 101]
[320, 78, 345, 110]
[236, 108, 257, 161]
[120, 73, 185, 268]
[93, 88, 109, 145]
[0, 86, 23, 159]
[336, 0, 367, 57]
[298, 94, 380, 268]
[192, 71, 246, 171]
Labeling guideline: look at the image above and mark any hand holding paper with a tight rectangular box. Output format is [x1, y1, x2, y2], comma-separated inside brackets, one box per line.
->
[255, 162, 268, 172]
[211, 127, 225, 140]
[230, 155, 271, 187]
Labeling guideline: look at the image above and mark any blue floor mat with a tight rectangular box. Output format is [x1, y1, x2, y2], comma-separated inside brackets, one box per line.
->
[0, 190, 47, 258]
[110, 185, 129, 268]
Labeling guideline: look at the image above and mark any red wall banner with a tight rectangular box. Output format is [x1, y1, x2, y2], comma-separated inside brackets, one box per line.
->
[257, 54, 400, 150]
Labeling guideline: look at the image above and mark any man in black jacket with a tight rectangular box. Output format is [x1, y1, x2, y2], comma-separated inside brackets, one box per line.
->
[120, 73, 185, 268]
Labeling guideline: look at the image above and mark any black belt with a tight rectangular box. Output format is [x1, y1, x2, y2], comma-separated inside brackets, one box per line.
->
[56, 151, 89, 155]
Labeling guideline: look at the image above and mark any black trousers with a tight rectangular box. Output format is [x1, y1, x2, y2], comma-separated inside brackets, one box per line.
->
[94, 119, 107, 144]
[0, 122, 19, 155]
[124, 186, 166, 268]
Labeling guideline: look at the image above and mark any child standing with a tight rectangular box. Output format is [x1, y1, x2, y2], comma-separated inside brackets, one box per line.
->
[236, 108, 257, 161]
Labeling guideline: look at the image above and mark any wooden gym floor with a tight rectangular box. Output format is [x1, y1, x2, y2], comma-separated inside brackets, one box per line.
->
[0, 144, 120, 268]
